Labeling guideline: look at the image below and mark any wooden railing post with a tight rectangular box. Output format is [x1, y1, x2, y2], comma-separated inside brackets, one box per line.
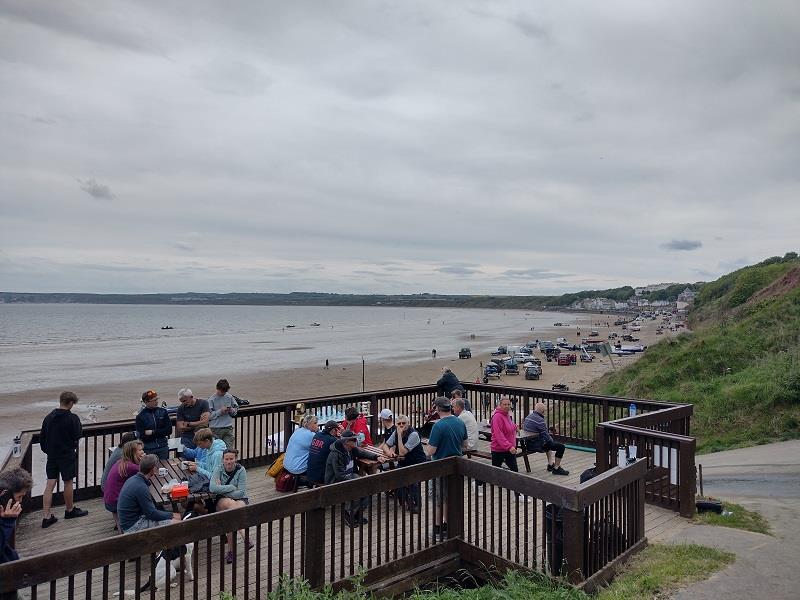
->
[561, 508, 585, 584]
[595, 425, 608, 473]
[522, 391, 530, 421]
[283, 407, 293, 452]
[369, 394, 379, 444]
[679, 438, 696, 517]
[446, 469, 464, 540]
[303, 506, 327, 588]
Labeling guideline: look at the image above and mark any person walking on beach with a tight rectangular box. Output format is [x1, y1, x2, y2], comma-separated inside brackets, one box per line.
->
[208, 379, 238, 449]
[40, 391, 88, 528]
[135, 390, 172, 459]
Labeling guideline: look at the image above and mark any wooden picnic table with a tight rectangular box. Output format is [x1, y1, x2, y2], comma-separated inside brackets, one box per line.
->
[476, 424, 539, 473]
[355, 444, 397, 475]
[149, 458, 216, 511]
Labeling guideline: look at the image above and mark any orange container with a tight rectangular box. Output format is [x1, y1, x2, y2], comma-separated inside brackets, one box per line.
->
[170, 483, 189, 500]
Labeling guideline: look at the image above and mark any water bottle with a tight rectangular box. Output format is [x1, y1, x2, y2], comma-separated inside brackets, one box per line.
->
[629, 403, 637, 418]
[12, 435, 21, 457]
[617, 446, 627, 467]
[356, 432, 366, 446]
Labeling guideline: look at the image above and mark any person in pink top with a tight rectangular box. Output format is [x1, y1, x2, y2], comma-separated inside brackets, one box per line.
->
[490, 396, 520, 473]
[103, 440, 144, 532]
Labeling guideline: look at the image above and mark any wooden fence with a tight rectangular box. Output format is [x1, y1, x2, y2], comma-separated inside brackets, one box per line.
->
[0, 457, 648, 597]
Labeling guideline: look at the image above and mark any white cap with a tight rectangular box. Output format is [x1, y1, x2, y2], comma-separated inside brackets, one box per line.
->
[379, 408, 393, 420]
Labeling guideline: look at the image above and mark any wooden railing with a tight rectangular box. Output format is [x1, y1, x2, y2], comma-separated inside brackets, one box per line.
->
[3, 384, 694, 516]
[0, 457, 648, 597]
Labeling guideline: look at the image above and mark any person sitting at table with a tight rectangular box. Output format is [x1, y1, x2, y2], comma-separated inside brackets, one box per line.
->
[117, 454, 181, 533]
[378, 408, 395, 442]
[452, 398, 478, 452]
[341, 407, 373, 446]
[378, 414, 425, 514]
[185, 428, 226, 478]
[210, 449, 252, 564]
[100, 431, 137, 493]
[523, 403, 569, 475]
[325, 430, 385, 527]
[306, 420, 341, 486]
[450, 389, 471, 413]
[284, 414, 319, 487]
[103, 440, 144, 532]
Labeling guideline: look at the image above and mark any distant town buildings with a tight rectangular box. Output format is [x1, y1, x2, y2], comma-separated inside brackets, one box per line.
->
[633, 283, 676, 296]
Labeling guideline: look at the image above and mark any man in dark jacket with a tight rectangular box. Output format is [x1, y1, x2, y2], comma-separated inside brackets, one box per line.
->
[436, 367, 465, 398]
[135, 390, 173, 459]
[117, 454, 180, 533]
[40, 391, 88, 528]
[325, 431, 384, 527]
[523, 402, 569, 475]
[306, 420, 341, 485]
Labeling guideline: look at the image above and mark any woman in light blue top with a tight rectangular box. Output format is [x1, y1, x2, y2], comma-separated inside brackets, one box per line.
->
[283, 414, 319, 476]
[211, 448, 251, 564]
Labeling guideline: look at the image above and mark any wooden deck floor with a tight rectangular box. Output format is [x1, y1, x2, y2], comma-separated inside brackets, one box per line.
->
[13, 447, 693, 598]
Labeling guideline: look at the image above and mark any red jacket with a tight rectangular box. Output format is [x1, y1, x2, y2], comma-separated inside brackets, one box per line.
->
[490, 409, 517, 453]
[341, 414, 373, 446]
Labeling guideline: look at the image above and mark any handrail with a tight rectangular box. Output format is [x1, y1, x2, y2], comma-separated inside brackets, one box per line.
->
[0, 455, 647, 593]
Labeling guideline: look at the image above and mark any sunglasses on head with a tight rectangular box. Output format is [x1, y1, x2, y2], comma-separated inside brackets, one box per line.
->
[144, 390, 158, 401]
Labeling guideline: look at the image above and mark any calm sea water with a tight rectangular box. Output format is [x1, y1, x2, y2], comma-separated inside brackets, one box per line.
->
[0, 304, 574, 392]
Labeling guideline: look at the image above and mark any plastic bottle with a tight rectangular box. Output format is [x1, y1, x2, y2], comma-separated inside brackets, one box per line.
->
[629, 403, 637, 417]
[617, 446, 627, 467]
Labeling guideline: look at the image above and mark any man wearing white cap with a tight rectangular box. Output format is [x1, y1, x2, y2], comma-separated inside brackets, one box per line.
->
[378, 408, 396, 443]
[175, 388, 210, 458]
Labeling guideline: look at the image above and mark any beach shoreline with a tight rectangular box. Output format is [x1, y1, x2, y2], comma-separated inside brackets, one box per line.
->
[0, 313, 674, 446]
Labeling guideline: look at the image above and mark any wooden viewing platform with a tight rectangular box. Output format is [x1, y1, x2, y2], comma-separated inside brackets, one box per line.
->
[2, 383, 696, 598]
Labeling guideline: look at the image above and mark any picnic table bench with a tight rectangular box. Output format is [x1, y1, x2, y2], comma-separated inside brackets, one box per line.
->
[475, 424, 539, 473]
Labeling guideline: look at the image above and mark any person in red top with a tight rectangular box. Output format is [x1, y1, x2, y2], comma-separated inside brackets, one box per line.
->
[342, 406, 373, 447]
[490, 396, 520, 473]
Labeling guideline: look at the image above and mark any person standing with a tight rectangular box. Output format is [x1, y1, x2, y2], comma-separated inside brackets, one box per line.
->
[436, 367, 464, 398]
[523, 403, 570, 475]
[175, 388, 210, 457]
[0, 467, 33, 564]
[207, 379, 238, 449]
[135, 390, 172, 460]
[40, 391, 88, 528]
[425, 397, 467, 540]
[490, 396, 520, 473]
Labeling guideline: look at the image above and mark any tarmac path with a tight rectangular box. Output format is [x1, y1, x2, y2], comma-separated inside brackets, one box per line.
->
[663, 440, 800, 600]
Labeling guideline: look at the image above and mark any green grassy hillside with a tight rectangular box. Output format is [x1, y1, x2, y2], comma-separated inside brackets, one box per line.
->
[590, 254, 800, 453]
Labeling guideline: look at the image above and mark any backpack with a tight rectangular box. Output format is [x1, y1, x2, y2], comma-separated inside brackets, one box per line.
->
[275, 469, 297, 493]
[266, 453, 284, 478]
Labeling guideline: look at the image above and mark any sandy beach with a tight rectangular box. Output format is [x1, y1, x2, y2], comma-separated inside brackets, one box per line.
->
[1, 313, 677, 445]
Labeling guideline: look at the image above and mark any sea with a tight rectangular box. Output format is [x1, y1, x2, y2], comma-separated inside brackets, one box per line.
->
[0, 303, 576, 393]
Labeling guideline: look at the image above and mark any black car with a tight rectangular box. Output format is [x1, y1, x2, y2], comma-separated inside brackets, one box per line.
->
[504, 360, 519, 375]
[459, 347, 472, 359]
[525, 366, 541, 380]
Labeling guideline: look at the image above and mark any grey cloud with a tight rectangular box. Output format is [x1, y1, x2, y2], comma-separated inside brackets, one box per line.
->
[661, 240, 703, 251]
[510, 14, 552, 42]
[77, 178, 114, 201]
[195, 59, 272, 96]
[172, 242, 195, 253]
[502, 269, 571, 280]
[436, 265, 482, 276]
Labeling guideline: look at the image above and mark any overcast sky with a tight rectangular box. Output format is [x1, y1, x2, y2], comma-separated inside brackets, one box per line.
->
[1, 1, 798, 295]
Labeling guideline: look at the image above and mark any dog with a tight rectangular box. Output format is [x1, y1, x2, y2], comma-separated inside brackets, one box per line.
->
[115, 510, 199, 597]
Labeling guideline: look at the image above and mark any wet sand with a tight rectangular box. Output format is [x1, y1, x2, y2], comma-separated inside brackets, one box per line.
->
[1, 313, 678, 444]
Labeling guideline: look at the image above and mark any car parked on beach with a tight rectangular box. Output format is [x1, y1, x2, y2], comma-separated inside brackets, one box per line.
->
[491, 346, 508, 356]
[525, 366, 541, 380]
[459, 347, 472, 359]
[504, 361, 519, 375]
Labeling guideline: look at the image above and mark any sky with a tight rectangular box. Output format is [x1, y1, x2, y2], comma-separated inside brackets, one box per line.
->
[1, 1, 798, 296]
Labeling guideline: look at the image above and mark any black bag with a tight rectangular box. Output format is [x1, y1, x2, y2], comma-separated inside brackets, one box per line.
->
[580, 467, 597, 484]
[187, 472, 210, 493]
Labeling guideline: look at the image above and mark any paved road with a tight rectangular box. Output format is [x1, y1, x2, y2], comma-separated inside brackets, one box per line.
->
[663, 440, 800, 600]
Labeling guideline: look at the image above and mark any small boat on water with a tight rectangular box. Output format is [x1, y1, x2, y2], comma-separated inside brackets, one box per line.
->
[161, 326, 174, 330]
[285, 324, 295, 328]
[310, 322, 321, 326]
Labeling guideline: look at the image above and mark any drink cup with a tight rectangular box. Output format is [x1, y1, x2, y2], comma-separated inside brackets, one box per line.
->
[158, 467, 168, 477]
